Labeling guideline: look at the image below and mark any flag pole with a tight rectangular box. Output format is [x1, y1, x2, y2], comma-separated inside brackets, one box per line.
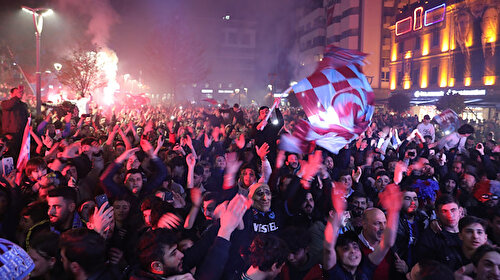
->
[259, 86, 292, 130]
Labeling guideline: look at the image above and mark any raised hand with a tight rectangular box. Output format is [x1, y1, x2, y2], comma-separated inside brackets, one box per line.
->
[89, 201, 114, 239]
[190, 187, 203, 208]
[204, 133, 213, 148]
[140, 138, 154, 156]
[255, 142, 270, 160]
[61, 142, 81, 159]
[185, 134, 193, 148]
[2, 169, 17, 189]
[171, 192, 186, 209]
[157, 212, 181, 229]
[41, 133, 54, 149]
[257, 119, 268, 131]
[154, 135, 164, 156]
[300, 150, 323, 182]
[476, 143, 485, 155]
[331, 182, 347, 217]
[379, 184, 403, 213]
[115, 147, 140, 164]
[218, 194, 250, 240]
[45, 111, 52, 122]
[394, 253, 408, 274]
[235, 133, 246, 149]
[186, 153, 196, 169]
[224, 152, 242, 175]
[393, 161, 407, 184]
[173, 144, 186, 155]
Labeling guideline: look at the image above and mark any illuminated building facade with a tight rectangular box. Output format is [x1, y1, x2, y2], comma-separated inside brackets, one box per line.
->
[295, 0, 399, 102]
[390, 0, 500, 120]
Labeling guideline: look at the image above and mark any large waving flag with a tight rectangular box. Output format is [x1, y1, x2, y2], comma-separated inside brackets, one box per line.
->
[280, 45, 374, 154]
[15, 116, 31, 186]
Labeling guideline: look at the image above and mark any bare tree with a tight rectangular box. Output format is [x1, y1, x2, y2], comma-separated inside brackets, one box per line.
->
[57, 45, 107, 97]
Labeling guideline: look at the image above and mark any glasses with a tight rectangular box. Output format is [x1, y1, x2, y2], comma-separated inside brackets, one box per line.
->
[481, 194, 499, 200]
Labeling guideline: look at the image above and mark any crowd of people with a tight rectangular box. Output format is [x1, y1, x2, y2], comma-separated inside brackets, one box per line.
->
[0, 86, 498, 280]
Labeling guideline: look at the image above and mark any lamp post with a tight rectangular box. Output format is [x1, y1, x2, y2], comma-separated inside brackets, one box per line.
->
[22, 6, 53, 116]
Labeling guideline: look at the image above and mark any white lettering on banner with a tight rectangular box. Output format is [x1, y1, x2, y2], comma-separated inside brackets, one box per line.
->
[414, 89, 486, 97]
[253, 222, 278, 233]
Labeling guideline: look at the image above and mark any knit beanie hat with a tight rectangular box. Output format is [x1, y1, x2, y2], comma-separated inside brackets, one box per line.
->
[0, 238, 34, 280]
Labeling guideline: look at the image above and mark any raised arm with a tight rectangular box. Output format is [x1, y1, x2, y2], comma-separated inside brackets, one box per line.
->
[105, 125, 119, 146]
[140, 139, 167, 194]
[323, 182, 348, 270]
[256, 143, 271, 183]
[117, 127, 132, 150]
[195, 194, 250, 280]
[100, 147, 140, 198]
[186, 153, 196, 189]
[222, 152, 242, 190]
[183, 187, 203, 229]
[368, 184, 402, 265]
[29, 126, 43, 155]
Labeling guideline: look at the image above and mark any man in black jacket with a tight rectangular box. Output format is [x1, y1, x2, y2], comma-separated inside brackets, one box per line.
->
[394, 187, 428, 275]
[251, 106, 283, 166]
[417, 195, 464, 271]
[1, 87, 28, 156]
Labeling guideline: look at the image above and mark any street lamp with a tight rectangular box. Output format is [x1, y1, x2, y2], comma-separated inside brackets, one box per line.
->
[22, 6, 53, 116]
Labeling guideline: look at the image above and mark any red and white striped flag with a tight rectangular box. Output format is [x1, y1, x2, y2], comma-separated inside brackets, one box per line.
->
[280, 45, 374, 154]
[15, 116, 31, 186]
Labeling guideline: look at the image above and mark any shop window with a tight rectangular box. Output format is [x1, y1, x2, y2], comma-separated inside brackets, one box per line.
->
[398, 41, 404, 54]
[415, 37, 421, 50]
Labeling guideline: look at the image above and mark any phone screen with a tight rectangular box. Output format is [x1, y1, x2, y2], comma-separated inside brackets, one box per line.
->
[95, 194, 110, 210]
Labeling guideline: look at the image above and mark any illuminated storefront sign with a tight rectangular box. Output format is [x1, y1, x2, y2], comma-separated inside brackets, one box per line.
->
[424, 4, 446, 26]
[396, 17, 412, 36]
[414, 89, 486, 97]
[396, 3, 446, 36]
[414, 7, 423, 31]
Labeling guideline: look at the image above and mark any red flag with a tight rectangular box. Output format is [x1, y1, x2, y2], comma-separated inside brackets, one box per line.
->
[15, 117, 31, 185]
[202, 98, 218, 105]
[280, 45, 374, 154]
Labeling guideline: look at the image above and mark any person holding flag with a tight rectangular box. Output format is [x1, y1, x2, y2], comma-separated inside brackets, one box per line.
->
[251, 97, 283, 166]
